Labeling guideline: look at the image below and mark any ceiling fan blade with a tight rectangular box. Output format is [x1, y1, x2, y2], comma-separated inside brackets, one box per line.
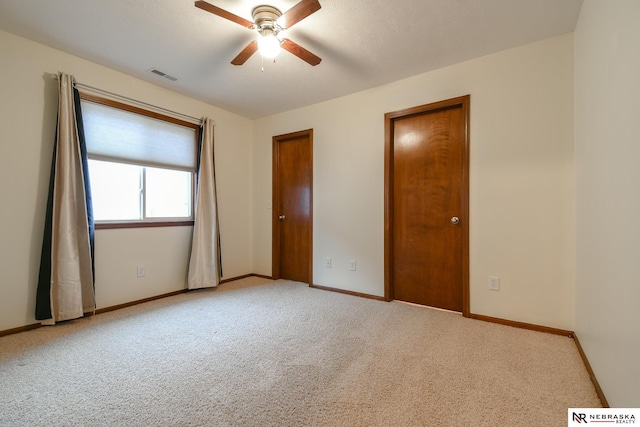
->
[231, 41, 258, 65]
[281, 39, 321, 66]
[194, 1, 254, 28]
[278, 0, 321, 29]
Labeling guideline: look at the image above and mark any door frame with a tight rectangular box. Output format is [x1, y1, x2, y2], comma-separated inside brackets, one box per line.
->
[383, 95, 470, 316]
[271, 129, 313, 284]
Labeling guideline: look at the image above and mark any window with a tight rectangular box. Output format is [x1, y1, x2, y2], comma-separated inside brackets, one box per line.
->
[80, 94, 199, 228]
[87, 160, 192, 221]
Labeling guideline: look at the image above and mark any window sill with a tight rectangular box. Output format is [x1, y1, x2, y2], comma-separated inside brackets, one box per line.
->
[95, 220, 194, 230]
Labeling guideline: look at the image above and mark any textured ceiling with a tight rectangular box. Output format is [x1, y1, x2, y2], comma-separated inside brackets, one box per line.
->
[0, 0, 583, 119]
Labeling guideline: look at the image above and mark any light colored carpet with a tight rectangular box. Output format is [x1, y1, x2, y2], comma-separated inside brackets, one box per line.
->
[0, 277, 600, 426]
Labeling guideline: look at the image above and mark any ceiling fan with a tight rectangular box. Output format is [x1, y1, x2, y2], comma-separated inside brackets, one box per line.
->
[195, 0, 322, 66]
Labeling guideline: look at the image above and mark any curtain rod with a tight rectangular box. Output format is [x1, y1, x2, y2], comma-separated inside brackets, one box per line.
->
[48, 73, 204, 125]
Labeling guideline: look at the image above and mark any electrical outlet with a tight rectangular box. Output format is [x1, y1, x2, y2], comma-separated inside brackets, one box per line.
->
[137, 265, 145, 278]
[325, 258, 331, 268]
[489, 276, 500, 291]
[349, 260, 356, 271]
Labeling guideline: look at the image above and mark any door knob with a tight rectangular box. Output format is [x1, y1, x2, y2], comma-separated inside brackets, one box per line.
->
[279, 215, 285, 220]
[450, 216, 460, 225]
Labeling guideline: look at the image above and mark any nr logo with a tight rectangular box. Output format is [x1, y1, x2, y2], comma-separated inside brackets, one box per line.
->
[573, 412, 588, 423]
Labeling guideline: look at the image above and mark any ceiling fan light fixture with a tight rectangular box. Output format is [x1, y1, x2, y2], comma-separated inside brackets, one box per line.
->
[257, 32, 281, 58]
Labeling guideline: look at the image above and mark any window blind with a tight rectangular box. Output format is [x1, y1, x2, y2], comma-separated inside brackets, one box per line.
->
[81, 100, 197, 172]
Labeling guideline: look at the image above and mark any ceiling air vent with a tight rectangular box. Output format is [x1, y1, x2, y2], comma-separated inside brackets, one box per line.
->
[148, 68, 178, 82]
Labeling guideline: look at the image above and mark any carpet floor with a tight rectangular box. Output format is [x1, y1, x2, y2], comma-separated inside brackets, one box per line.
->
[0, 277, 601, 426]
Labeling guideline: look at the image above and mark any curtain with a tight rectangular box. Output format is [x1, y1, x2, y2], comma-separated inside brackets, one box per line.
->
[187, 118, 220, 289]
[36, 72, 95, 324]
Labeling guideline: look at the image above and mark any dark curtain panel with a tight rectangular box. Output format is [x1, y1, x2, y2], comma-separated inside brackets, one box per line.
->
[35, 136, 57, 320]
[73, 88, 95, 285]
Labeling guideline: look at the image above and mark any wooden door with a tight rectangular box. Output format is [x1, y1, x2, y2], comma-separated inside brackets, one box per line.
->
[272, 129, 313, 284]
[384, 96, 469, 314]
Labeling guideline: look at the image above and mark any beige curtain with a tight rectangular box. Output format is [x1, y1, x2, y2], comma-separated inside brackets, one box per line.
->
[187, 117, 219, 289]
[37, 72, 95, 324]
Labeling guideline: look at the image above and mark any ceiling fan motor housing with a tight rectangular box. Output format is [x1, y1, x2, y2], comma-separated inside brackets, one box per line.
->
[252, 5, 283, 35]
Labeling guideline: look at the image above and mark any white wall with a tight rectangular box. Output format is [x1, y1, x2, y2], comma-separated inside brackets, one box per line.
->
[0, 30, 253, 331]
[253, 34, 575, 330]
[574, 0, 640, 407]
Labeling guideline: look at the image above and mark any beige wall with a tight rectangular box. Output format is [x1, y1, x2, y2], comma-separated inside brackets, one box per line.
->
[0, 30, 253, 331]
[4, 4, 638, 406]
[1, 30, 577, 333]
[574, 0, 640, 407]
[253, 34, 575, 330]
